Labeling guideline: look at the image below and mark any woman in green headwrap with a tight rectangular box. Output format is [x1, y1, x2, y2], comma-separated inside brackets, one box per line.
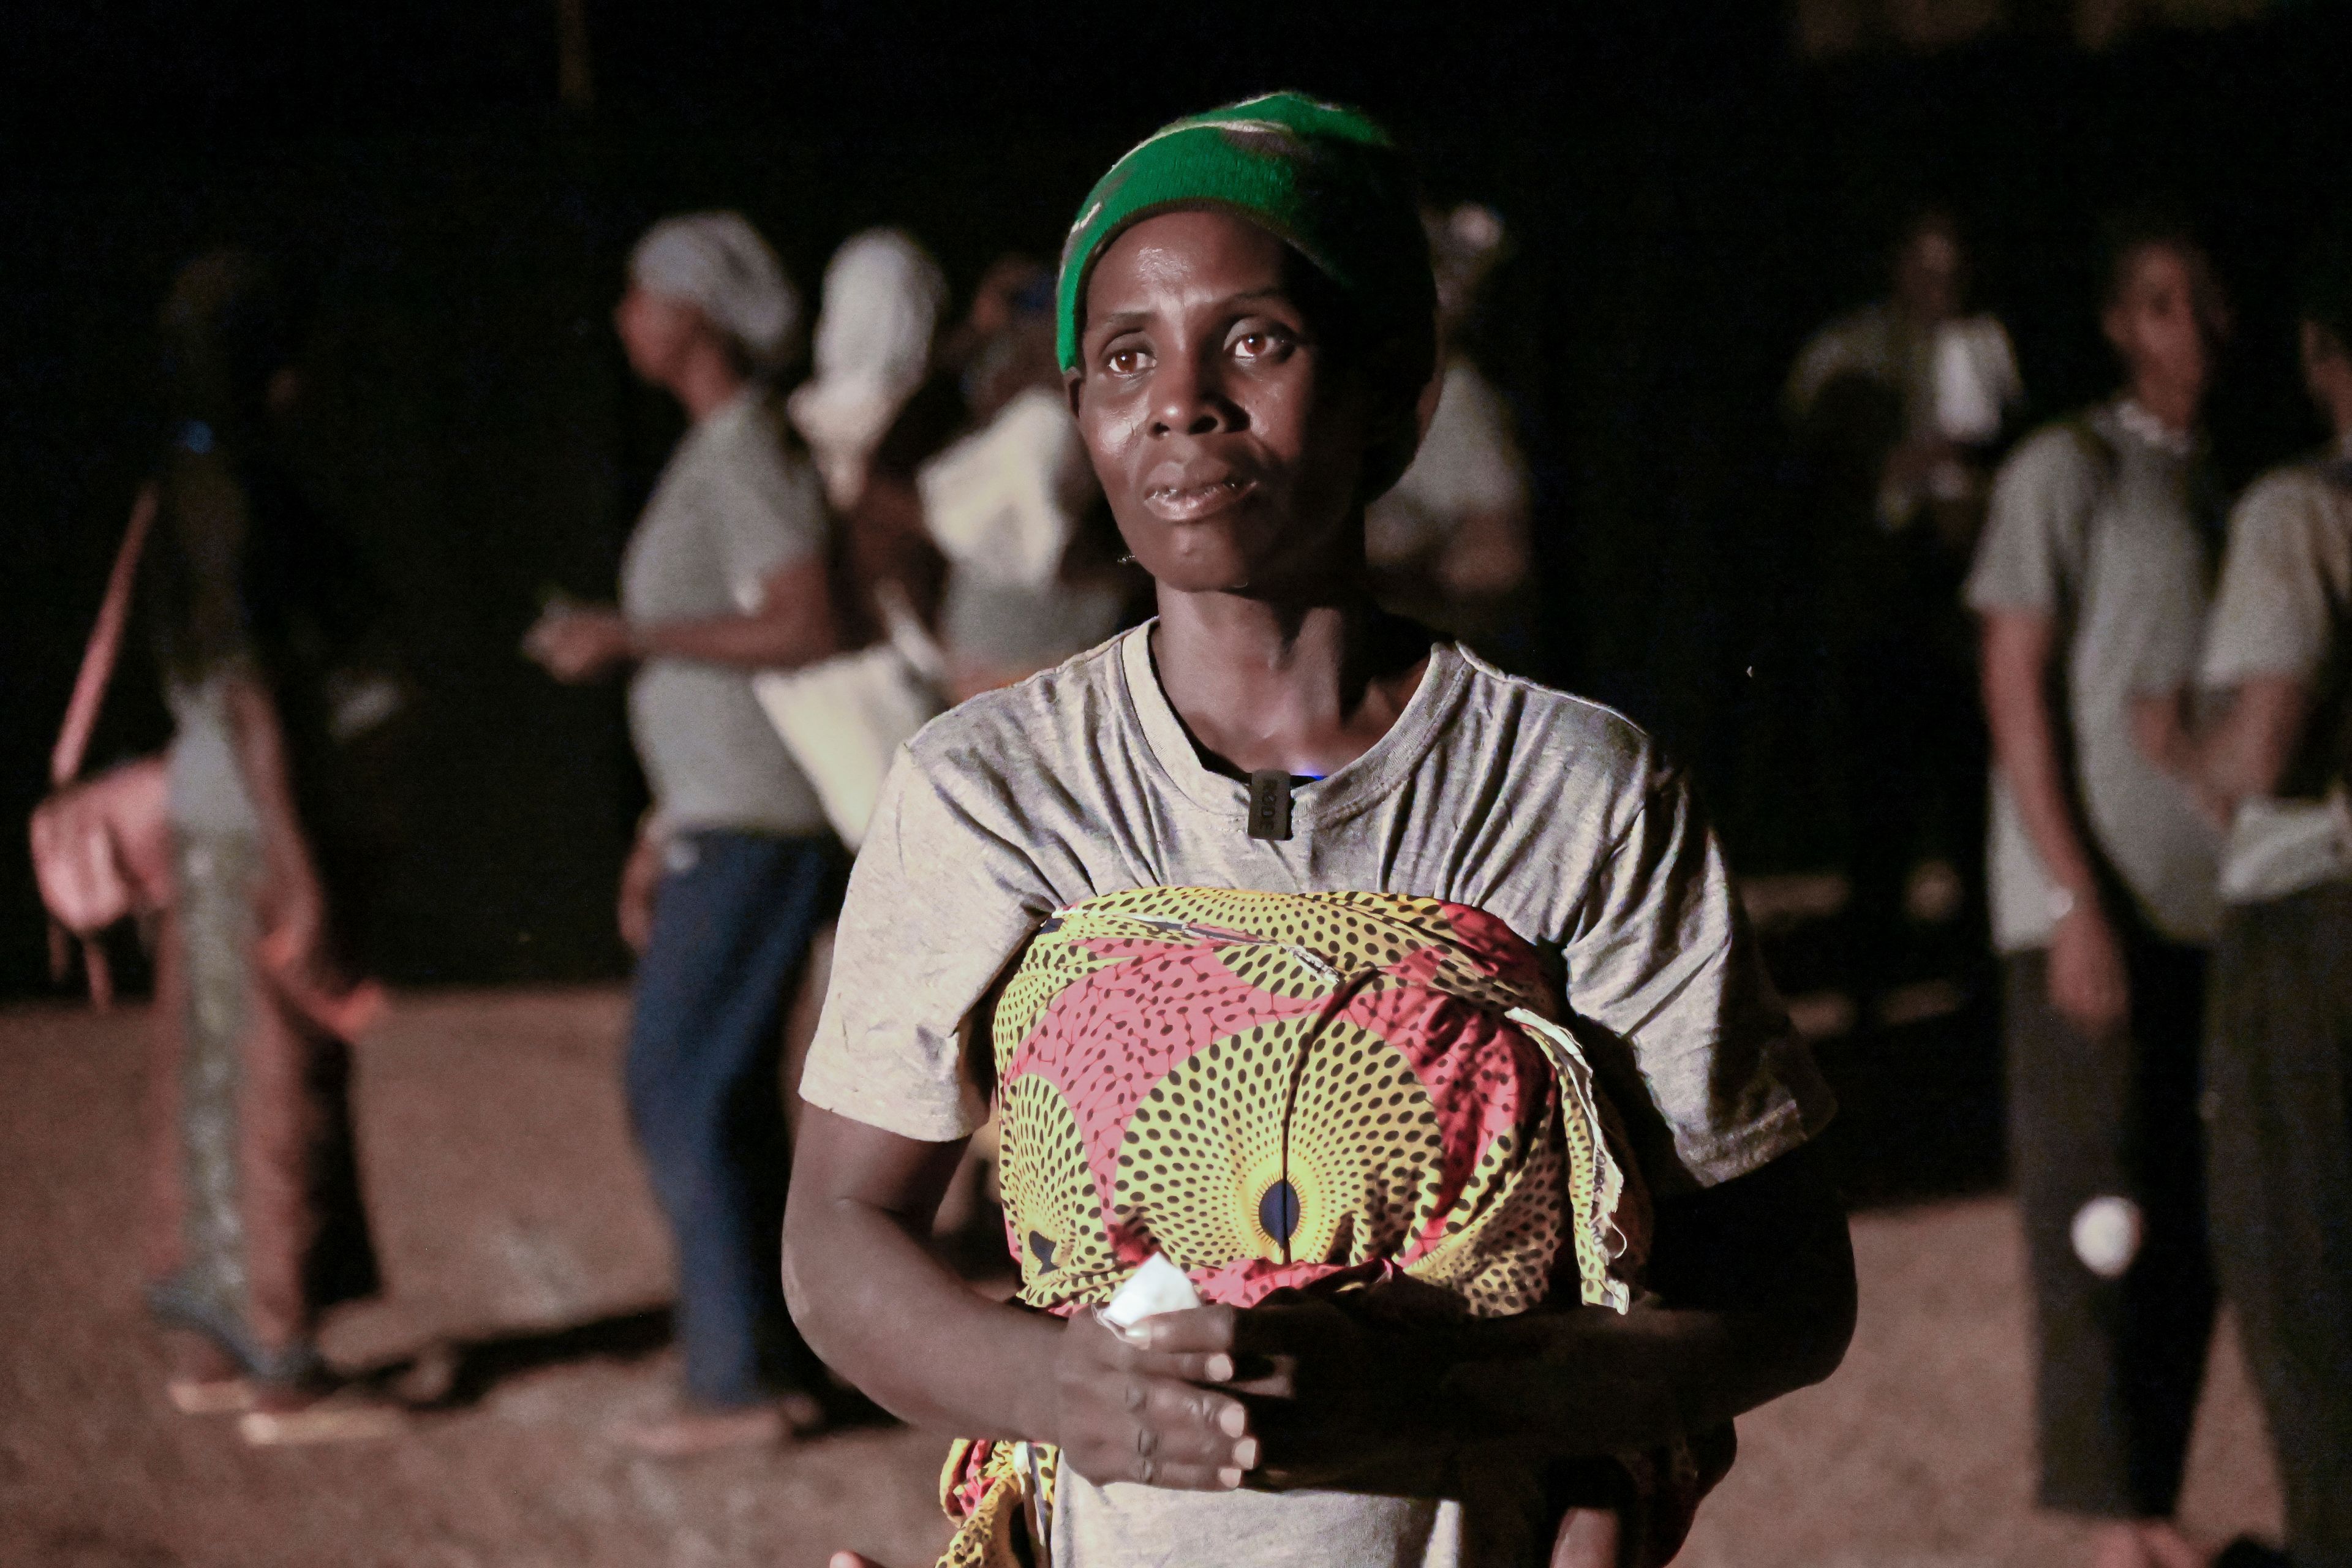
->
[786, 94, 1853, 1567]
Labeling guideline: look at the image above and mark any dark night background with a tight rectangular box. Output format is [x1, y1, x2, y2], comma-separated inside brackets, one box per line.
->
[4, 0, 2346, 1054]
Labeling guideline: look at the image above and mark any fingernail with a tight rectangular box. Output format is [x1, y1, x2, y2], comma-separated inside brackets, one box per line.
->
[1218, 1403, 1247, 1437]
[1218, 1466, 1243, 1488]
[1234, 1437, 1260, 1469]
[1206, 1354, 1234, 1382]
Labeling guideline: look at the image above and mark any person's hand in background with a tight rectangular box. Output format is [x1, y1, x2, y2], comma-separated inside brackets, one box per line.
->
[616, 815, 666, 954]
[524, 605, 634, 683]
[2048, 894, 2131, 1039]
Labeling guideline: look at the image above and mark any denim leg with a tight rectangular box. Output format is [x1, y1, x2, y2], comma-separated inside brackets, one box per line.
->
[626, 831, 840, 1408]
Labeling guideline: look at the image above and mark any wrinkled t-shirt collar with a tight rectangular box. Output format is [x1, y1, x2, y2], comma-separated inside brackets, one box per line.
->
[1114, 621, 1468, 828]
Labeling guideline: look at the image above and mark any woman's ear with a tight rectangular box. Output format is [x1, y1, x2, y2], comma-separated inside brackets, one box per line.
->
[1065, 367, 1085, 421]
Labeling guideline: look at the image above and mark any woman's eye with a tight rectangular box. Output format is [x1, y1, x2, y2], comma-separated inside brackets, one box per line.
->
[1231, 327, 1291, 361]
[1102, 341, 1152, 376]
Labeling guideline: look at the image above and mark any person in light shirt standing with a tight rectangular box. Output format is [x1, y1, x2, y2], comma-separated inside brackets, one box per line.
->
[527, 211, 840, 1455]
[2135, 234, 2352, 1568]
[1965, 217, 2229, 1568]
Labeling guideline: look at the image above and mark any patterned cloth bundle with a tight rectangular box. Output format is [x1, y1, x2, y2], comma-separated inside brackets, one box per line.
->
[937, 887, 1686, 1567]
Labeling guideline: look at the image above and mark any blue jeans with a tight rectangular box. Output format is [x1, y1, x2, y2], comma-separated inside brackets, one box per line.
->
[627, 829, 840, 1408]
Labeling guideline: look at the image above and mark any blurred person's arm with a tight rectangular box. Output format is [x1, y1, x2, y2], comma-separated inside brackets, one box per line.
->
[2132, 678, 2307, 824]
[1981, 610, 2130, 1035]
[525, 556, 837, 682]
[2136, 475, 2328, 820]
[616, 811, 667, 954]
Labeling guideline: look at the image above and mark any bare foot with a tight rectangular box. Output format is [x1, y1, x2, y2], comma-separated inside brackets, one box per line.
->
[608, 1401, 787, 1458]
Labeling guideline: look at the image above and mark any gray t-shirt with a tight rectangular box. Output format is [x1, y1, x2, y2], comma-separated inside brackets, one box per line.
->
[165, 673, 262, 836]
[1966, 401, 2223, 950]
[2199, 443, 2352, 903]
[800, 624, 1834, 1567]
[620, 392, 829, 835]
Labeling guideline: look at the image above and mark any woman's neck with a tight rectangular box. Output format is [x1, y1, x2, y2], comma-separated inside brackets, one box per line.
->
[2125, 374, 2200, 438]
[1151, 587, 1427, 780]
[673, 345, 749, 423]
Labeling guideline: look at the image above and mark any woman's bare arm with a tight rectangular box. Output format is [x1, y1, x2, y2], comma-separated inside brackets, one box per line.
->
[1430, 1140, 1855, 1452]
[783, 1106, 1257, 1488]
[783, 1107, 1051, 1438]
[633, 556, 839, 668]
[526, 557, 837, 682]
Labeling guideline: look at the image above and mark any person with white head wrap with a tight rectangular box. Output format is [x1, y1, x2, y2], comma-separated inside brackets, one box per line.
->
[524, 208, 842, 1457]
[788, 228, 948, 511]
[630, 211, 802, 371]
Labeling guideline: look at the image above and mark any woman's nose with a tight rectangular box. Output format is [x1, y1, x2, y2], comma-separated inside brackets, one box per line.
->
[1149, 352, 1240, 438]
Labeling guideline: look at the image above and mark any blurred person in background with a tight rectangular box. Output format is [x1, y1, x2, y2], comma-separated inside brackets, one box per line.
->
[140, 249, 404, 1446]
[1966, 216, 2230, 1568]
[2135, 232, 2352, 1568]
[525, 211, 839, 1455]
[1784, 206, 2026, 987]
[919, 257, 1134, 699]
[1790, 206, 2025, 550]
[1364, 202, 1533, 654]
[790, 227, 958, 643]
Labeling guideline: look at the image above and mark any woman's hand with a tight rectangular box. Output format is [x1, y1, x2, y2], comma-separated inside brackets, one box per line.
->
[1049, 1306, 1256, 1490]
[2048, 898, 2130, 1039]
[524, 607, 635, 683]
[1137, 1295, 1434, 1488]
[616, 818, 666, 954]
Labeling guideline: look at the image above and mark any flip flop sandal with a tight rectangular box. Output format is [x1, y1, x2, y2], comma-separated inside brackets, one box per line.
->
[165, 1376, 255, 1415]
[237, 1389, 404, 1447]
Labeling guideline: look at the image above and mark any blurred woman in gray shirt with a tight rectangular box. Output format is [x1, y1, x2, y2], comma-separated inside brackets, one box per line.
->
[527, 212, 840, 1455]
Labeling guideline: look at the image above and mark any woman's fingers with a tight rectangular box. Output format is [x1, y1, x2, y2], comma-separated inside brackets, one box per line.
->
[1136, 1303, 1238, 1355]
[1129, 1376, 1253, 1456]
[1153, 1349, 1238, 1384]
[1063, 1371, 1256, 1489]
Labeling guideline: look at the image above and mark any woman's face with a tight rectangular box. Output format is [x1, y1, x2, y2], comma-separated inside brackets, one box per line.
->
[2103, 243, 2222, 407]
[614, 283, 704, 387]
[1069, 209, 1371, 597]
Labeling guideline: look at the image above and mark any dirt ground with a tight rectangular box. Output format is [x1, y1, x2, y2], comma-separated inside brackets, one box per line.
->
[0, 987, 2286, 1568]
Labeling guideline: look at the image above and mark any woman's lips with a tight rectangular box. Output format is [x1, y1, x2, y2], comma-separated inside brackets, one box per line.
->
[1142, 475, 1256, 522]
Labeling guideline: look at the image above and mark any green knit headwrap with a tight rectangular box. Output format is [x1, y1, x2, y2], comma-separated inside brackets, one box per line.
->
[1055, 92, 1435, 387]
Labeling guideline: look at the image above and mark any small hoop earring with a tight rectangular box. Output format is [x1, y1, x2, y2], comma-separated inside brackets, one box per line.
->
[1116, 552, 1139, 566]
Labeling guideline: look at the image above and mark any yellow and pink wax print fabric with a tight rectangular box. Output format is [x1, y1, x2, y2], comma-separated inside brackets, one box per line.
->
[939, 886, 1659, 1568]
